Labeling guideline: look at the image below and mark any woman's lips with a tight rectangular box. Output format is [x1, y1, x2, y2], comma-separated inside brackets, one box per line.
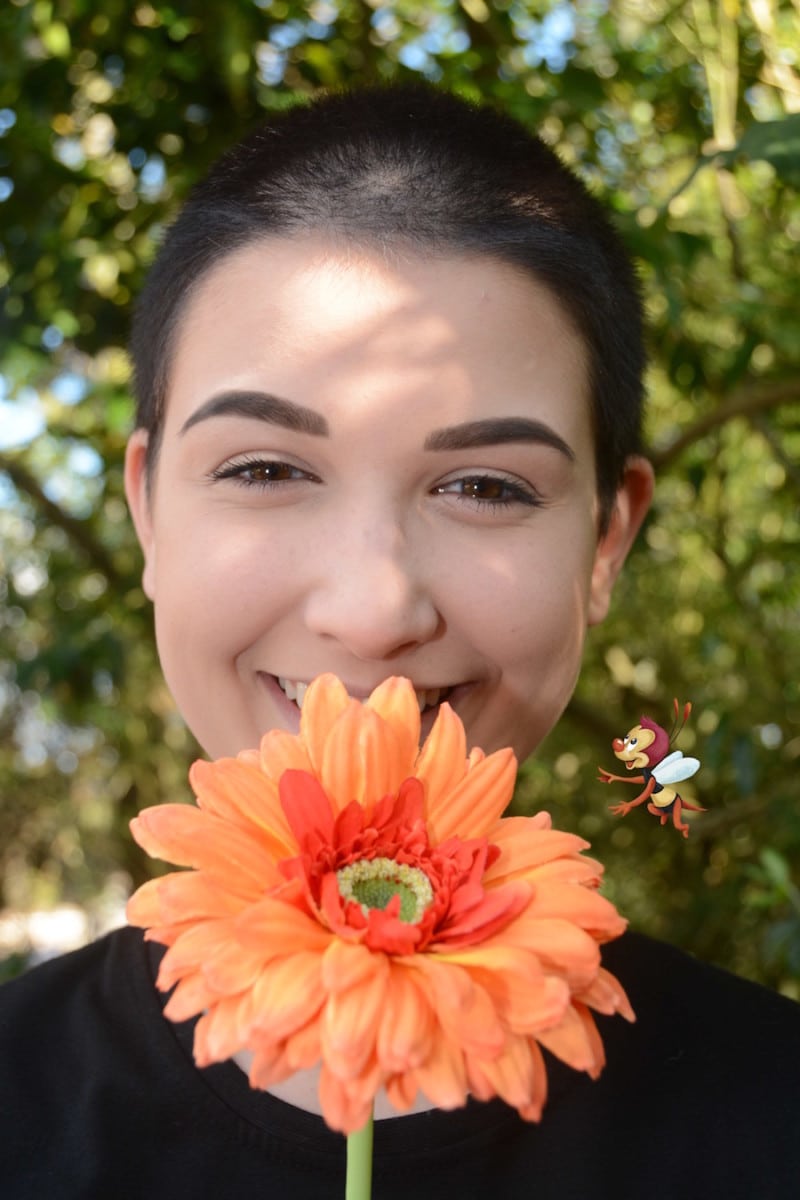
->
[257, 672, 303, 732]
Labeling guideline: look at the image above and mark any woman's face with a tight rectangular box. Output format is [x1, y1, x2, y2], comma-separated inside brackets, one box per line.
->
[126, 238, 649, 762]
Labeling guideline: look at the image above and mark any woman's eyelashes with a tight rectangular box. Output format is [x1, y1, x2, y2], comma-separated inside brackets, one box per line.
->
[432, 474, 543, 511]
[209, 456, 319, 489]
[209, 458, 543, 512]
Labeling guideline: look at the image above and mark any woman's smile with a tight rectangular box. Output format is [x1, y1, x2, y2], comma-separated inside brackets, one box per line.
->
[260, 671, 469, 740]
[273, 675, 456, 714]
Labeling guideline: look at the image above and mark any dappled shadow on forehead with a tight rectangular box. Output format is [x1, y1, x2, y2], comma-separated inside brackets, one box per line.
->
[164, 240, 591, 460]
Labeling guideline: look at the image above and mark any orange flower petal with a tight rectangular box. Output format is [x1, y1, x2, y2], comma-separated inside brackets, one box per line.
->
[516, 1039, 549, 1122]
[162, 970, 216, 1022]
[126, 871, 244, 930]
[193, 993, 250, 1065]
[468, 1035, 548, 1120]
[125, 877, 169, 928]
[248, 1040, 294, 1091]
[506, 855, 604, 888]
[157, 919, 237, 990]
[284, 1016, 323, 1071]
[411, 1031, 469, 1111]
[257, 727, 314, 781]
[247, 952, 326, 1042]
[524, 881, 628, 942]
[385, 1070, 419, 1113]
[576, 965, 635, 1021]
[482, 819, 593, 884]
[358, 714, 418, 815]
[321, 939, 377, 995]
[468, 1033, 537, 1110]
[408, 956, 504, 1058]
[235, 895, 333, 958]
[485, 912, 602, 989]
[537, 1001, 605, 1078]
[318, 1064, 375, 1135]
[318, 701, 401, 814]
[425, 746, 517, 843]
[190, 757, 296, 857]
[299, 673, 351, 772]
[321, 958, 390, 1080]
[376, 963, 436, 1072]
[415, 702, 468, 809]
[130, 805, 277, 895]
[366, 677, 420, 775]
[434, 944, 570, 1034]
[201, 940, 268, 996]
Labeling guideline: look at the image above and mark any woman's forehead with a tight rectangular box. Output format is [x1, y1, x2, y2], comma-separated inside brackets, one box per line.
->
[163, 236, 592, 440]
[174, 235, 582, 344]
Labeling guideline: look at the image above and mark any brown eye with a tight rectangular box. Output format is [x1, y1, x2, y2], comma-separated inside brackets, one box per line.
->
[462, 478, 507, 501]
[241, 462, 296, 483]
[210, 458, 319, 488]
[434, 474, 540, 509]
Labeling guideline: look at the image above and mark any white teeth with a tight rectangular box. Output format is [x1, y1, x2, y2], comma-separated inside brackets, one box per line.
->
[278, 677, 450, 713]
[276, 678, 309, 709]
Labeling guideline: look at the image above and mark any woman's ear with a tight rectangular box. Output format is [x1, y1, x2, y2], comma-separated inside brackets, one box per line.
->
[124, 429, 157, 601]
[588, 455, 654, 626]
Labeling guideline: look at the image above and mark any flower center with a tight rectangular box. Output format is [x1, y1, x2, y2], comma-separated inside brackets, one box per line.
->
[336, 857, 434, 924]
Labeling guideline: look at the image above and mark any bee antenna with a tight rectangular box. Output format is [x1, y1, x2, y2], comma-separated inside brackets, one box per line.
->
[669, 699, 693, 744]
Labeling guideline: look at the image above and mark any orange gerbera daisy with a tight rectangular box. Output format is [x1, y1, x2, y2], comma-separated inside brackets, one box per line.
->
[127, 674, 633, 1134]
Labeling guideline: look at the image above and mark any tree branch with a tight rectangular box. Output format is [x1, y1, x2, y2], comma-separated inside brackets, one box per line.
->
[648, 378, 800, 470]
[0, 453, 125, 589]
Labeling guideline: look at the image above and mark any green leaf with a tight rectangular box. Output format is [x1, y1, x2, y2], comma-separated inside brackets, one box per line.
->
[724, 114, 800, 187]
[759, 848, 792, 891]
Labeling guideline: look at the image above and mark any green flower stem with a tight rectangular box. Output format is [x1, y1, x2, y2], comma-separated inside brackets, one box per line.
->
[345, 1106, 374, 1200]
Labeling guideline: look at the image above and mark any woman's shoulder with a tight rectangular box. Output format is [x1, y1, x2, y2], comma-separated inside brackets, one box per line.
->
[0, 924, 149, 1028]
[603, 927, 799, 1028]
[595, 929, 800, 1114]
[0, 926, 199, 1194]
[0, 927, 158, 1104]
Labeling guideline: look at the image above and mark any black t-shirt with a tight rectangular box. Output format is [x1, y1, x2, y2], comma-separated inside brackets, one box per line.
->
[0, 925, 798, 1199]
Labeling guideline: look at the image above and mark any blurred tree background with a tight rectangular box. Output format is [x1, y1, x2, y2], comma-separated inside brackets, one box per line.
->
[0, 0, 798, 992]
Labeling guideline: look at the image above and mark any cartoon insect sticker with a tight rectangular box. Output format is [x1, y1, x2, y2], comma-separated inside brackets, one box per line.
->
[598, 700, 705, 838]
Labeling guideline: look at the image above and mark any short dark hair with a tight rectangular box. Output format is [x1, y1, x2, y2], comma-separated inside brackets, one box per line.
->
[130, 84, 645, 529]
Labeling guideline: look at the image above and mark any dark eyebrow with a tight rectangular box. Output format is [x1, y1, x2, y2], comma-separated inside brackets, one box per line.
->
[424, 417, 575, 461]
[179, 391, 329, 437]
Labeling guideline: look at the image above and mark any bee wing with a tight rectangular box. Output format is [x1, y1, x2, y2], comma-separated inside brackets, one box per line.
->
[653, 751, 701, 785]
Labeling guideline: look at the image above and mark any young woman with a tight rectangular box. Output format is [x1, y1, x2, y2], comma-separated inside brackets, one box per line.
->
[1, 84, 798, 1198]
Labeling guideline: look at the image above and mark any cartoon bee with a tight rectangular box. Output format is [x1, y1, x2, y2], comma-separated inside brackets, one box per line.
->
[597, 700, 705, 838]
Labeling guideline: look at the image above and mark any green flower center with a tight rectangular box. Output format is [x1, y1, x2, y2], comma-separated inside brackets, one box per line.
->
[337, 857, 434, 924]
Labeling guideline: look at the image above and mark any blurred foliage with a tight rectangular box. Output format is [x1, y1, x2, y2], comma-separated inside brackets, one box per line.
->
[0, 0, 798, 995]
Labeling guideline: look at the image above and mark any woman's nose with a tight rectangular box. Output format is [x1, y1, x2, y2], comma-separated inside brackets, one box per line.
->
[302, 518, 442, 660]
